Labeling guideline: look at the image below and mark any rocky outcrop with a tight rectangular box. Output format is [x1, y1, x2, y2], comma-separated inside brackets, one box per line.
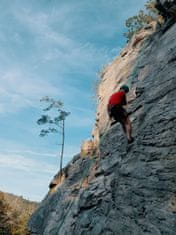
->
[29, 11, 176, 235]
[29, 154, 99, 234]
[80, 140, 97, 157]
[49, 165, 70, 191]
[155, 0, 176, 33]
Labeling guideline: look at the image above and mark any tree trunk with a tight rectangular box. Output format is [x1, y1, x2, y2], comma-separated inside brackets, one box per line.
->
[59, 119, 65, 181]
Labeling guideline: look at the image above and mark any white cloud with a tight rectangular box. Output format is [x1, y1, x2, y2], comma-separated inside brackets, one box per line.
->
[13, 7, 75, 49]
[0, 142, 79, 201]
[5, 149, 57, 158]
[10, 4, 114, 71]
[0, 138, 80, 167]
[0, 3, 115, 115]
[4, 146, 79, 162]
[0, 69, 60, 114]
[0, 152, 56, 174]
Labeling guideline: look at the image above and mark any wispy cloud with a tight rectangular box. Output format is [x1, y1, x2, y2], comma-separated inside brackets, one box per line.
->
[0, 69, 60, 114]
[5, 149, 57, 158]
[10, 3, 116, 70]
[0, 2, 114, 115]
[0, 138, 80, 167]
[13, 8, 75, 49]
[0, 153, 56, 174]
[3, 145, 79, 162]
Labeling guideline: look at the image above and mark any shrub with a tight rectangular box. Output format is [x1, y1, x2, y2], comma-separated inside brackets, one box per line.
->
[124, 0, 162, 41]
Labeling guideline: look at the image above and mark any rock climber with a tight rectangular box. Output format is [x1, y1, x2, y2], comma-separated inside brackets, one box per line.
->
[107, 85, 134, 144]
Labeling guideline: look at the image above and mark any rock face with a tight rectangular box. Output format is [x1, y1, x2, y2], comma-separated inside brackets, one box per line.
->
[159, 0, 176, 18]
[29, 16, 176, 235]
[92, 22, 156, 144]
[80, 139, 97, 157]
[155, 0, 176, 31]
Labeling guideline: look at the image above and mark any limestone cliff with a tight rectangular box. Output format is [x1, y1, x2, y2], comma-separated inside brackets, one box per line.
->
[29, 5, 176, 235]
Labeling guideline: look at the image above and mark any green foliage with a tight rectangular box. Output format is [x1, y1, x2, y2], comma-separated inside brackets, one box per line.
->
[11, 210, 30, 235]
[124, 10, 151, 40]
[124, 0, 160, 41]
[37, 96, 70, 177]
[37, 96, 70, 137]
[145, 0, 158, 14]
[0, 192, 37, 235]
[0, 192, 11, 235]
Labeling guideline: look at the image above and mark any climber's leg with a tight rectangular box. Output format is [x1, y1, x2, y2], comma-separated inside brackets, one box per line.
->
[121, 117, 133, 143]
[108, 105, 134, 143]
[108, 105, 120, 126]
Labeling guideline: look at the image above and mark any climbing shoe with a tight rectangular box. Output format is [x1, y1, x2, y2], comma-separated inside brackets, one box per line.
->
[128, 137, 134, 144]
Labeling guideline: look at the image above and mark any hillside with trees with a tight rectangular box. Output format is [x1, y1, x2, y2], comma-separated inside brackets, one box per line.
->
[0, 191, 38, 235]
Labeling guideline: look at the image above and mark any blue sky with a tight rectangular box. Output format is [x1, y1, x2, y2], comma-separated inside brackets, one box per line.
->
[0, 0, 147, 201]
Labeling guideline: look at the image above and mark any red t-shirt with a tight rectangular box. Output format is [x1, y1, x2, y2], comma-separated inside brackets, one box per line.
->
[108, 91, 126, 107]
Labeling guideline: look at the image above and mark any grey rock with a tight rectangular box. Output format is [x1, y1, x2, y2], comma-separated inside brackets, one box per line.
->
[29, 17, 176, 235]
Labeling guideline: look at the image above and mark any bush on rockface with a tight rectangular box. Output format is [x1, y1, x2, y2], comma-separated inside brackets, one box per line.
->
[124, 0, 163, 41]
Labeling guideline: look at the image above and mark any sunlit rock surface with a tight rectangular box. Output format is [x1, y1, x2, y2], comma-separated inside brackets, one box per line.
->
[29, 16, 176, 235]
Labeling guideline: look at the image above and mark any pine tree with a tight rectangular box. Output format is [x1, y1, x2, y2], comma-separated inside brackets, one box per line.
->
[37, 96, 70, 179]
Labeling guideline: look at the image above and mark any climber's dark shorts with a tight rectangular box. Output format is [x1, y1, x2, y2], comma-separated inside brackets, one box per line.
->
[108, 105, 128, 123]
